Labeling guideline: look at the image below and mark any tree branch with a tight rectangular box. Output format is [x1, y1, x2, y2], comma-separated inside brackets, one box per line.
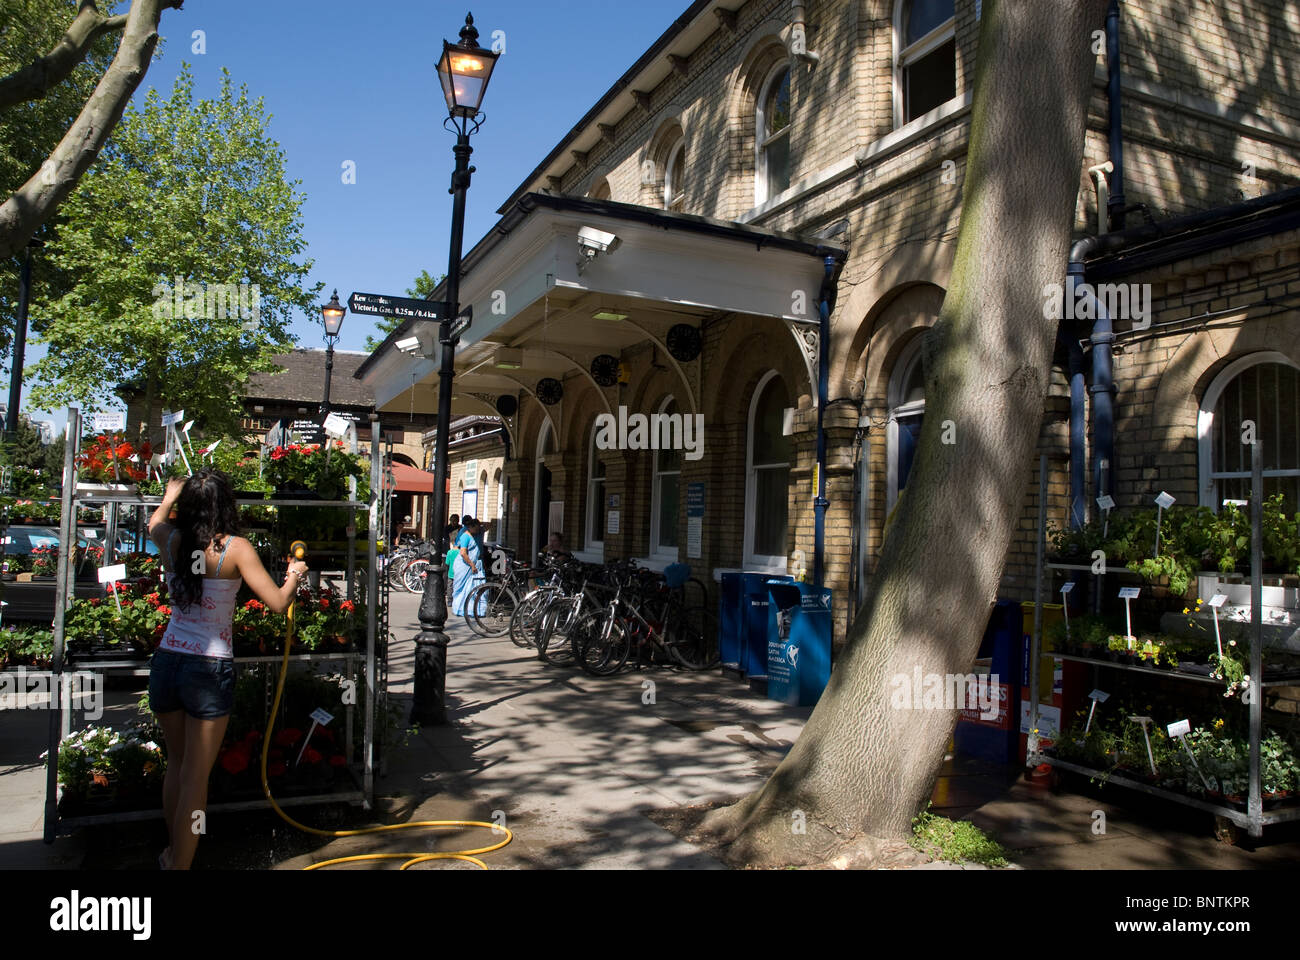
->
[0, 2, 129, 111]
[0, 0, 183, 259]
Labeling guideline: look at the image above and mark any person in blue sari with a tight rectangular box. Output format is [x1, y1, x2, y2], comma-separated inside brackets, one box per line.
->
[451, 517, 487, 617]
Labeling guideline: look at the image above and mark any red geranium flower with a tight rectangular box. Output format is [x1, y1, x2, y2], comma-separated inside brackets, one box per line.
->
[157, 606, 171, 616]
[273, 728, 302, 747]
[319, 597, 330, 610]
[303, 748, 322, 765]
[245, 730, 261, 744]
[339, 600, 355, 614]
[244, 598, 265, 611]
[329, 754, 347, 767]
[219, 746, 249, 775]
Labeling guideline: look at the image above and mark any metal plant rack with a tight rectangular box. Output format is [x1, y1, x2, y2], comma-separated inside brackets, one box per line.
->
[42, 407, 390, 842]
[1027, 448, 1300, 837]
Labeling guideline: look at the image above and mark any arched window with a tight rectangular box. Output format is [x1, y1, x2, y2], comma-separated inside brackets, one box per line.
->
[887, 336, 927, 513]
[1198, 353, 1300, 510]
[745, 373, 791, 568]
[586, 425, 606, 555]
[756, 64, 791, 205]
[896, 0, 956, 126]
[650, 397, 681, 558]
[664, 139, 686, 210]
[589, 178, 611, 200]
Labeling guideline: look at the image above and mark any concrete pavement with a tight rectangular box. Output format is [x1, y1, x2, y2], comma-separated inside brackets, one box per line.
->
[3, 588, 1299, 869]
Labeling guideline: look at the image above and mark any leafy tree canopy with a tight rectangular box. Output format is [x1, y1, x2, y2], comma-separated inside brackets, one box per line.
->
[27, 63, 320, 438]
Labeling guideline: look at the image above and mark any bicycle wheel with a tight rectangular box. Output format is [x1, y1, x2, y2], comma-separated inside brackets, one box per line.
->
[573, 612, 630, 676]
[509, 588, 555, 648]
[536, 602, 576, 665]
[402, 559, 432, 594]
[665, 599, 718, 670]
[465, 582, 517, 637]
[387, 554, 411, 589]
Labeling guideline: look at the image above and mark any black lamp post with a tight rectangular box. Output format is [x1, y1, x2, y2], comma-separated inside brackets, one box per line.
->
[320, 289, 346, 419]
[412, 12, 499, 726]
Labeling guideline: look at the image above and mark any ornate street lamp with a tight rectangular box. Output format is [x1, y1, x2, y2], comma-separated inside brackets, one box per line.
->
[413, 13, 497, 726]
[320, 289, 346, 417]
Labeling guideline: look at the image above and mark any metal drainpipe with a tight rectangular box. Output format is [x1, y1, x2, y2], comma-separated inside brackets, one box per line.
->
[1069, 238, 1116, 507]
[1106, 0, 1126, 230]
[813, 255, 841, 587]
[1066, 330, 1087, 529]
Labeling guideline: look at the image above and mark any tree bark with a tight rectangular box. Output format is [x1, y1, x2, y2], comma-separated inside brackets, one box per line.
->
[0, 0, 184, 260]
[0, 2, 129, 111]
[699, 0, 1111, 866]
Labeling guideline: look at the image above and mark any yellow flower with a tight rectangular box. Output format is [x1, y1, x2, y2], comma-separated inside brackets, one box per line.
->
[1183, 607, 1190, 614]
[1213, 719, 1224, 731]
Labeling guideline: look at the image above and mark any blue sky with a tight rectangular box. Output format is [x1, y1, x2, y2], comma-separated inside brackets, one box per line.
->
[25, 0, 688, 426]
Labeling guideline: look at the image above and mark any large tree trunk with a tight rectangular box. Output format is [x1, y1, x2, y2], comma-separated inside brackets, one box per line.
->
[700, 0, 1111, 866]
[0, 2, 129, 111]
[0, 0, 184, 259]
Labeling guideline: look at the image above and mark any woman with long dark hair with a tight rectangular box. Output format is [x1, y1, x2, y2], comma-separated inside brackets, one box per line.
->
[147, 469, 308, 869]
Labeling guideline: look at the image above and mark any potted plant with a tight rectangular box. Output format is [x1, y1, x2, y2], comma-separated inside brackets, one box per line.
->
[75, 433, 151, 495]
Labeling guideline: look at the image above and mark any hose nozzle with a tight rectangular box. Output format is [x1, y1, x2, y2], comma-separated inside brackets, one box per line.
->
[290, 540, 308, 560]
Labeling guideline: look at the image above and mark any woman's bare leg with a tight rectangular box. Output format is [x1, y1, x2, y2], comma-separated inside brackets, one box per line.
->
[156, 709, 187, 866]
[168, 713, 229, 869]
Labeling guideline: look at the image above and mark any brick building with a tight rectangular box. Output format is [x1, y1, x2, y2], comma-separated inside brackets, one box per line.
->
[356, 0, 1300, 663]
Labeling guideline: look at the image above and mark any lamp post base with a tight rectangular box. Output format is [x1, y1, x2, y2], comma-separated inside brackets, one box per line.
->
[412, 556, 450, 725]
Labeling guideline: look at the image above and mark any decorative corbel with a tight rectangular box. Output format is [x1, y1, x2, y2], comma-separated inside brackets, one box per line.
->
[785, 319, 820, 407]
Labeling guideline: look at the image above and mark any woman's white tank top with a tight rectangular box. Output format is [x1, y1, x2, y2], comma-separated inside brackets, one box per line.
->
[157, 533, 241, 660]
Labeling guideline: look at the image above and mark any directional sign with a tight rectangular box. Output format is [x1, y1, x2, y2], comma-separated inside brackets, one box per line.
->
[348, 292, 449, 322]
[449, 307, 473, 341]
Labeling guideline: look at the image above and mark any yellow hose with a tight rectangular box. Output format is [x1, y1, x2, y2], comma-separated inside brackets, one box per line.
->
[257, 596, 512, 870]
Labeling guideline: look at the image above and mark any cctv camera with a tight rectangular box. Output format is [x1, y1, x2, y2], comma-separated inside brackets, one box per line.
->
[577, 226, 620, 255]
[395, 336, 420, 353]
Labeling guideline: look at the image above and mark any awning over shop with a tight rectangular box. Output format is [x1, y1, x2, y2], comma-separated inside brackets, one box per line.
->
[355, 193, 845, 427]
[389, 462, 439, 493]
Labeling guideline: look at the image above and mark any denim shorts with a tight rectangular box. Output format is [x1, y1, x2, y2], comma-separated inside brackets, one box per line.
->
[148, 649, 235, 719]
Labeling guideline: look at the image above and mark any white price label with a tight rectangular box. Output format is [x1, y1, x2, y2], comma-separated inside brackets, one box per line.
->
[161, 410, 183, 427]
[97, 563, 127, 583]
[1167, 719, 1191, 739]
[1096, 495, 1116, 511]
[1208, 594, 1229, 608]
[1088, 689, 1110, 702]
[181, 420, 194, 435]
[1155, 491, 1176, 509]
[323, 413, 350, 438]
[201, 439, 221, 456]
[84, 530, 98, 539]
[309, 707, 335, 726]
[1118, 586, 1141, 599]
[1060, 582, 1075, 595]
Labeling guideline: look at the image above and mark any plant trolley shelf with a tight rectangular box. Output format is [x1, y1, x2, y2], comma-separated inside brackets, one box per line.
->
[41, 408, 394, 841]
[1026, 449, 1300, 839]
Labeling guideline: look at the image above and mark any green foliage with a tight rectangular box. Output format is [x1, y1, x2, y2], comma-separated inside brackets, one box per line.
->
[28, 64, 319, 435]
[910, 806, 1009, 867]
[0, 0, 123, 365]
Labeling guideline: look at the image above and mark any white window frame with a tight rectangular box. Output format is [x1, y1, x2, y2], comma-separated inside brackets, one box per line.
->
[755, 63, 792, 206]
[664, 139, 686, 210]
[893, 0, 957, 129]
[648, 396, 681, 562]
[887, 336, 927, 513]
[1197, 351, 1300, 509]
[743, 371, 791, 572]
[584, 425, 606, 558]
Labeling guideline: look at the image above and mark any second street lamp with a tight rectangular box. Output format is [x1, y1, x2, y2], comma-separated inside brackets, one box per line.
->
[320, 289, 346, 419]
[412, 12, 498, 726]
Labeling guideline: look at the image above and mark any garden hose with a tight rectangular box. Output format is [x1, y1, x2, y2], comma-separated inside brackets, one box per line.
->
[256, 546, 512, 870]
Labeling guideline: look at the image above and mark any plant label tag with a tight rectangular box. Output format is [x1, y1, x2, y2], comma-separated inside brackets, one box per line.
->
[310, 707, 334, 726]
[1167, 719, 1191, 739]
[97, 563, 127, 583]
[201, 439, 221, 457]
[1118, 586, 1141, 599]
[1096, 495, 1115, 511]
[323, 414, 350, 439]
[84, 530, 98, 539]
[1208, 594, 1228, 608]
[1088, 689, 1109, 702]
[1155, 491, 1176, 509]
[161, 409, 183, 427]
[1060, 581, 1075, 595]
[181, 420, 194, 435]
[1222, 499, 1247, 508]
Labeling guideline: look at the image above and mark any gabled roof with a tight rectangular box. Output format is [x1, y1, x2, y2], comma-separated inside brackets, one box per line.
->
[244, 349, 373, 409]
